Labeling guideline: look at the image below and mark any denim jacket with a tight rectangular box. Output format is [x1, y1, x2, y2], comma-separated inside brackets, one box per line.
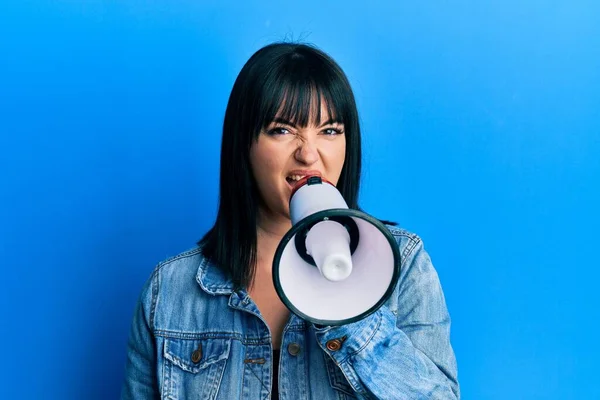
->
[121, 226, 460, 399]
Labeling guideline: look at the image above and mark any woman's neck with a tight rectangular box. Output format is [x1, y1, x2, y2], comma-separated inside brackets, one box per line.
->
[255, 208, 292, 270]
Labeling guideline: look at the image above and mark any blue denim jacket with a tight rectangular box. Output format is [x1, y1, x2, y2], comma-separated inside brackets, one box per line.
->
[121, 226, 459, 399]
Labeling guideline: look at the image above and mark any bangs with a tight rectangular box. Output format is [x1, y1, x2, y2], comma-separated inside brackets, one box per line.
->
[253, 69, 351, 136]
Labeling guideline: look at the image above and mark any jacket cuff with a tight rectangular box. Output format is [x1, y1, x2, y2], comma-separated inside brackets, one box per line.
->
[312, 308, 384, 364]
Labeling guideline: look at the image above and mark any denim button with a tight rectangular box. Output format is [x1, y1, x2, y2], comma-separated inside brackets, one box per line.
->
[287, 342, 301, 356]
[191, 346, 203, 363]
[326, 338, 343, 352]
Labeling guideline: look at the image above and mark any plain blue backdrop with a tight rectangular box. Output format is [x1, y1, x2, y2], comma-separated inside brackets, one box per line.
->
[1, 1, 599, 399]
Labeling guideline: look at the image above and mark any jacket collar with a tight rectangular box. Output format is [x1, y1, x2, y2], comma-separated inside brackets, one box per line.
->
[196, 254, 236, 295]
[195, 250, 307, 329]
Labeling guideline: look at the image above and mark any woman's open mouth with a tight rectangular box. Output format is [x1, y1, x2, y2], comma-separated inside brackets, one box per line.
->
[286, 175, 305, 187]
[285, 171, 322, 189]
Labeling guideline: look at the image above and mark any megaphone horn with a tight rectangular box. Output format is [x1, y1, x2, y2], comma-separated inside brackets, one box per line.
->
[273, 175, 401, 326]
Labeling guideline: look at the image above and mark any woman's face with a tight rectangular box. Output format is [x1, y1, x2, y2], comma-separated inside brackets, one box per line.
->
[249, 101, 346, 221]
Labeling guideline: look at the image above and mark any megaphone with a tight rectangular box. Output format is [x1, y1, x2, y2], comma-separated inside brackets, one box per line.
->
[273, 175, 401, 326]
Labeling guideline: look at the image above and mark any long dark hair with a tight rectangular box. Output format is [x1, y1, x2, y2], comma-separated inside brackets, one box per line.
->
[199, 42, 363, 290]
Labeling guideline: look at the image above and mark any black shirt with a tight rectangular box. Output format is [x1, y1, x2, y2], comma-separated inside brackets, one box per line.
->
[272, 349, 280, 399]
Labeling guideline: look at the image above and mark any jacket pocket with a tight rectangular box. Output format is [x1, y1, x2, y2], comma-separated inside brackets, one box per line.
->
[163, 337, 231, 400]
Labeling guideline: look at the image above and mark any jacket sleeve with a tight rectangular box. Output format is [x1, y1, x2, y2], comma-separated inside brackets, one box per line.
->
[121, 271, 160, 400]
[314, 237, 460, 399]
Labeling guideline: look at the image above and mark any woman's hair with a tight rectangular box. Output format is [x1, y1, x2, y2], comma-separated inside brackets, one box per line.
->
[198, 42, 362, 290]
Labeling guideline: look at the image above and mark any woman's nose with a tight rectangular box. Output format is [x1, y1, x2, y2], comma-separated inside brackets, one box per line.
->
[294, 139, 319, 165]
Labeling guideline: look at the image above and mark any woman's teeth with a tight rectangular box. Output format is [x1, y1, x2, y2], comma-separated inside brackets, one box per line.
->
[286, 175, 305, 187]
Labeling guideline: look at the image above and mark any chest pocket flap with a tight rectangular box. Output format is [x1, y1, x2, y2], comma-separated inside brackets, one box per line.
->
[164, 337, 231, 374]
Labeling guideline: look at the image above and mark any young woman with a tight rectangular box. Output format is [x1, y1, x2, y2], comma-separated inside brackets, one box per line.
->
[122, 42, 460, 399]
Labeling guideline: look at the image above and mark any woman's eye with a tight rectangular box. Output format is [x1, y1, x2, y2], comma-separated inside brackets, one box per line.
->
[268, 127, 291, 135]
[323, 128, 343, 135]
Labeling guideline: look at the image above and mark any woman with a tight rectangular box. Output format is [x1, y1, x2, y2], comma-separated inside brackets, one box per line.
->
[122, 42, 459, 399]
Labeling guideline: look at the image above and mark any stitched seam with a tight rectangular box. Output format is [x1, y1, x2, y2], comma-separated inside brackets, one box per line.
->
[325, 353, 355, 396]
[240, 356, 247, 400]
[335, 360, 365, 396]
[384, 226, 421, 264]
[247, 364, 270, 394]
[155, 332, 271, 346]
[161, 345, 168, 400]
[285, 323, 306, 331]
[401, 234, 421, 262]
[150, 267, 159, 331]
[339, 311, 382, 364]
[385, 226, 418, 239]
[155, 247, 203, 271]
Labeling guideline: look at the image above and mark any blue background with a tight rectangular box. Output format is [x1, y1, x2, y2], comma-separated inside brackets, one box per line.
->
[1, 1, 598, 398]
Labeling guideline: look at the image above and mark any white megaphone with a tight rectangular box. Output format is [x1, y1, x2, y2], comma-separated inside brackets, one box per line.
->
[273, 175, 401, 326]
